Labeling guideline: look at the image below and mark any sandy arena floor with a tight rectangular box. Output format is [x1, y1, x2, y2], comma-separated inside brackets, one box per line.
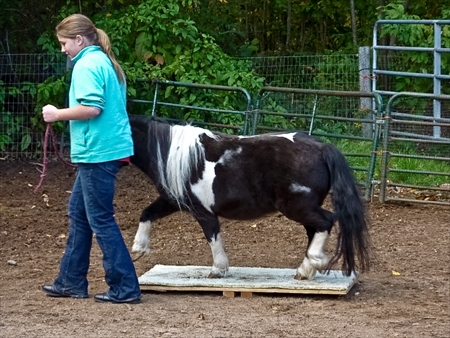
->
[1, 160, 449, 337]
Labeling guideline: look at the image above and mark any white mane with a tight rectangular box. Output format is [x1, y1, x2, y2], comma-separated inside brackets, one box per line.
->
[157, 124, 217, 208]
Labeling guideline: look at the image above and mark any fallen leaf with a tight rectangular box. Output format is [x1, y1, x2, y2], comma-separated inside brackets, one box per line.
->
[392, 270, 401, 276]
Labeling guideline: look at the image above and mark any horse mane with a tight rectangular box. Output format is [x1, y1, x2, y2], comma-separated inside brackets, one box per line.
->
[155, 119, 218, 209]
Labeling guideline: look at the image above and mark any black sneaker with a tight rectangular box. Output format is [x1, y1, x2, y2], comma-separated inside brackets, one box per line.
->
[42, 285, 88, 299]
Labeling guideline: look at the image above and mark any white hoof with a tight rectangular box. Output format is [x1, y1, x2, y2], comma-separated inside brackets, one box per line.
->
[295, 257, 317, 280]
[131, 241, 151, 254]
[208, 265, 228, 278]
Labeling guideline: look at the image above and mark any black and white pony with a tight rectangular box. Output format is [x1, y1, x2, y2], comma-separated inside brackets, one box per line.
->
[129, 114, 370, 280]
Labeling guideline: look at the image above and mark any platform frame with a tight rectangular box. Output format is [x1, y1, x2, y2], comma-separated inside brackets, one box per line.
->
[139, 265, 359, 297]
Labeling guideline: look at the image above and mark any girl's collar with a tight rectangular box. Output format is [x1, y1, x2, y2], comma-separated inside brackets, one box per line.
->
[72, 45, 102, 62]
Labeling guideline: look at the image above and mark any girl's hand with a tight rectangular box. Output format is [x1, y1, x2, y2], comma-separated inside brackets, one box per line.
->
[42, 104, 60, 123]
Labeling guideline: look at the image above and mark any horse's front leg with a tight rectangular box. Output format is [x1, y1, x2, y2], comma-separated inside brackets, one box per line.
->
[132, 196, 178, 255]
[193, 212, 229, 278]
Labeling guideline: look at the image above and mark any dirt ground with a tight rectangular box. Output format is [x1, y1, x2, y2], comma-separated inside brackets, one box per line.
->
[0, 160, 449, 338]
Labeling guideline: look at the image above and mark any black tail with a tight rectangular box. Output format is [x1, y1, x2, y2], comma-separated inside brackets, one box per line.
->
[322, 144, 370, 276]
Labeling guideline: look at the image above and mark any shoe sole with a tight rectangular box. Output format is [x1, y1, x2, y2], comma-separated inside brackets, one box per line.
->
[94, 297, 141, 304]
[42, 288, 88, 299]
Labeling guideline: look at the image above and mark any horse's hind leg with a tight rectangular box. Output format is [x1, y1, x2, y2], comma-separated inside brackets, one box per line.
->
[296, 224, 331, 280]
[193, 212, 229, 278]
[282, 205, 334, 280]
[132, 196, 178, 255]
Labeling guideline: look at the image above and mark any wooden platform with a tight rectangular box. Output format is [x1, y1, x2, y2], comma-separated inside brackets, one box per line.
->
[138, 265, 359, 297]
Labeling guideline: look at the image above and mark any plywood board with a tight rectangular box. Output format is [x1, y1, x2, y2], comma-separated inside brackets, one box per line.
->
[139, 265, 359, 295]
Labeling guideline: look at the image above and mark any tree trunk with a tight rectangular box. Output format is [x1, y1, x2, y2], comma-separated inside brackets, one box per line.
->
[286, 0, 291, 51]
[350, 0, 357, 47]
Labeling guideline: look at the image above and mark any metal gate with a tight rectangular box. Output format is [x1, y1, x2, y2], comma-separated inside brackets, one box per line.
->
[373, 20, 450, 205]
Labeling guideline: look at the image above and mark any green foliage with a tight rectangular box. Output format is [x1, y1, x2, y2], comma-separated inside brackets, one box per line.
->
[0, 112, 31, 152]
[378, 2, 450, 98]
[0, 80, 35, 152]
[31, 75, 70, 133]
[35, 0, 265, 129]
[33, 0, 263, 133]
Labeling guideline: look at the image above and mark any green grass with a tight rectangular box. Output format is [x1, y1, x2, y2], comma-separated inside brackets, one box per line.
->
[388, 155, 450, 187]
[333, 138, 450, 188]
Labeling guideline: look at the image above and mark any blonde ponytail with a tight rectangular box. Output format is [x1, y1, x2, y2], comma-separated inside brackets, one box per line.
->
[96, 28, 125, 83]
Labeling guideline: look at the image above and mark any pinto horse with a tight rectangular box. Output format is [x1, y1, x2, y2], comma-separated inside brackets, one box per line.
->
[129, 114, 370, 280]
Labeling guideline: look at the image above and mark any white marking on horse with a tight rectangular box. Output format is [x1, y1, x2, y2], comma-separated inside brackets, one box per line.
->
[191, 147, 242, 212]
[296, 231, 329, 280]
[132, 220, 152, 254]
[273, 133, 296, 142]
[208, 233, 229, 277]
[218, 147, 242, 164]
[191, 160, 216, 212]
[307, 231, 329, 270]
[290, 183, 311, 194]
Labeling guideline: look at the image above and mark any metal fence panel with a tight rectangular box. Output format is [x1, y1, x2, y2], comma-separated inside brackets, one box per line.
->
[372, 20, 450, 205]
[380, 93, 450, 205]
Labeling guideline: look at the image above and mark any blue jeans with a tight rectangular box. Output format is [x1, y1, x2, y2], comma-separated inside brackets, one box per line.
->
[53, 161, 141, 301]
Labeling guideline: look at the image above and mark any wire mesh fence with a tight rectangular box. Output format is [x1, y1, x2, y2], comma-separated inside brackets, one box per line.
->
[1, 53, 67, 159]
[245, 54, 361, 91]
[1, 53, 365, 160]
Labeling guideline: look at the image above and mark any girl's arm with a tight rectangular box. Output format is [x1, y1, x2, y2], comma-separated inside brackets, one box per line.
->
[42, 104, 100, 123]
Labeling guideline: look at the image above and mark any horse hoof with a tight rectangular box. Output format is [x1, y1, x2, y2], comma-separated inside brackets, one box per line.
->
[131, 243, 151, 255]
[131, 252, 145, 262]
[207, 272, 224, 279]
[294, 273, 310, 280]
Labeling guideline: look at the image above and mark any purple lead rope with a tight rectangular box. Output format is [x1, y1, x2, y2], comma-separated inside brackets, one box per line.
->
[34, 123, 76, 193]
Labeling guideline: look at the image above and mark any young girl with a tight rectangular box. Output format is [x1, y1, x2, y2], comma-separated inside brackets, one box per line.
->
[41, 14, 141, 304]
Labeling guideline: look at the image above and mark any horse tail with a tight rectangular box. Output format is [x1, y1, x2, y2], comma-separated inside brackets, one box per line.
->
[322, 143, 370, 276]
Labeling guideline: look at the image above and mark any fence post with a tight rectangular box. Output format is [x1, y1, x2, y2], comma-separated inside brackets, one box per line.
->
[359, 46, 373, 138]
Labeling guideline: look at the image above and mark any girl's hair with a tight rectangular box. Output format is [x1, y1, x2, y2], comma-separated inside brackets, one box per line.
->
[56, 14, 125, 83]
